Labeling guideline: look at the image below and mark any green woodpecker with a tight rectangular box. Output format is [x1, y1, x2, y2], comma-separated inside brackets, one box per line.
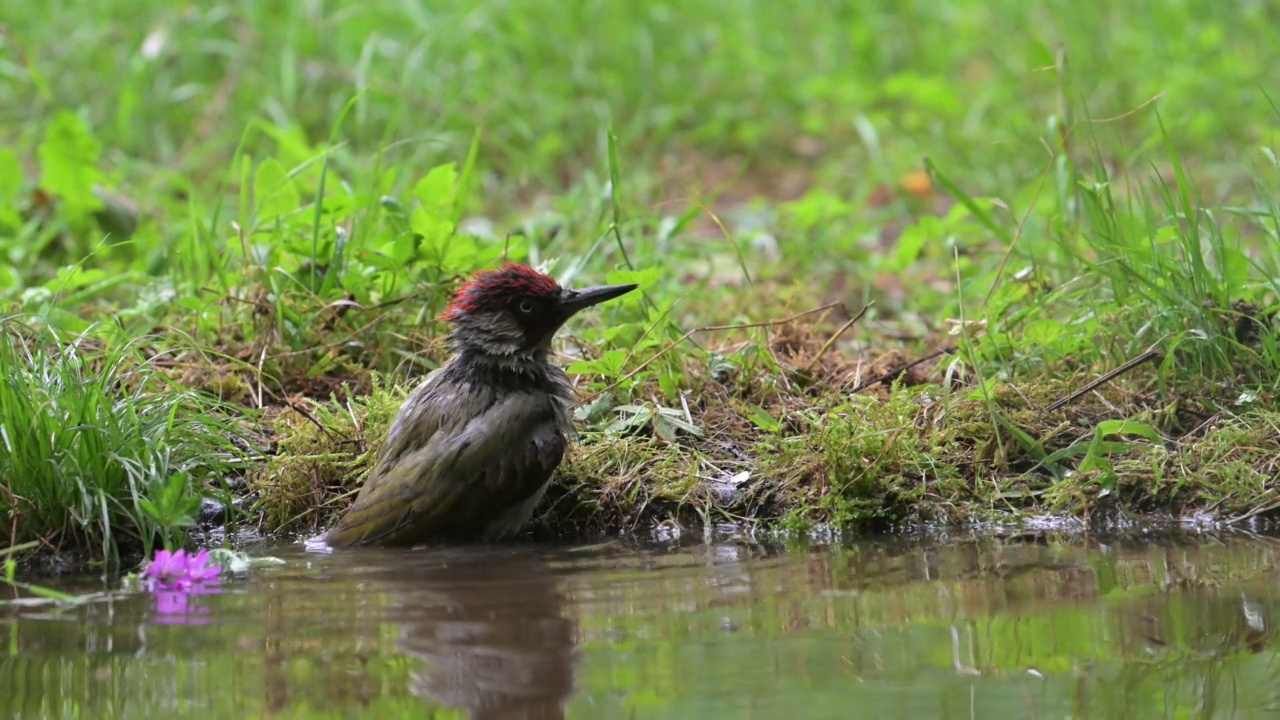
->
[318, 264, 637, 547]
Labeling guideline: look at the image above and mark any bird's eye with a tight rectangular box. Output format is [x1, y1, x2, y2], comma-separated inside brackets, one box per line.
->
[517, 298, 536, 314]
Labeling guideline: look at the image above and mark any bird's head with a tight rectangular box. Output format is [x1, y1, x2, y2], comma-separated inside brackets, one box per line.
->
[440, 264, 637, 357]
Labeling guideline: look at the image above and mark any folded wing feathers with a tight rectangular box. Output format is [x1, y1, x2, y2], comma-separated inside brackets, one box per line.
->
[323, 385, 567, 546]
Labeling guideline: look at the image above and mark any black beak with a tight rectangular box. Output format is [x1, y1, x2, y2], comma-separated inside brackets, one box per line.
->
[558, 284, 638, 316]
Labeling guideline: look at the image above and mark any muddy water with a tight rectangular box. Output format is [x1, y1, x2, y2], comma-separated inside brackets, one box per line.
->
[4, 528, 1280, 719]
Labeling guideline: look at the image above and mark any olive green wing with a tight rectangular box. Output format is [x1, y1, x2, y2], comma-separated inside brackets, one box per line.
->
[321, 392, 566, 547]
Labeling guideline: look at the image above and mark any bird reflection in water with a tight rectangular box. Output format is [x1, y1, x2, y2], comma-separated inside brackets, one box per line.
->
[380, 547, 578, 720]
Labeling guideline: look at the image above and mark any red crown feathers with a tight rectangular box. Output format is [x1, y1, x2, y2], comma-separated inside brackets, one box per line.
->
[438, 263, 562, 322]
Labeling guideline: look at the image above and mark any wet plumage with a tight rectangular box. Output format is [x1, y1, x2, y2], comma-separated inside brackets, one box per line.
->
[319, 264, 636, 547]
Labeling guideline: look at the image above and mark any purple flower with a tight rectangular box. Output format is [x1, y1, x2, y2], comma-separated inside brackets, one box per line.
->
[143, 548, 221, 619]
[143, 548, 221, 591]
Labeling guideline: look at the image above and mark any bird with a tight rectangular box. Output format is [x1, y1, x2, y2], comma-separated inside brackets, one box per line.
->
[318, 263, 637, 547]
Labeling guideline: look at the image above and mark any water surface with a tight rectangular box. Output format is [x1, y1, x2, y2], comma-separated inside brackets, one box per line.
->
[5, 527, 1280, 719]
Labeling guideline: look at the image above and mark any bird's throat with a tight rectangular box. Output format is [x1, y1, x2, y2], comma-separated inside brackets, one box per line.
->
[448, 348, 572, 400]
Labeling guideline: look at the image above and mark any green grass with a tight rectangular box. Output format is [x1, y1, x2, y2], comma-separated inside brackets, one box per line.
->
[0, 321, 246, 567]
[3, 0, 1280, 563]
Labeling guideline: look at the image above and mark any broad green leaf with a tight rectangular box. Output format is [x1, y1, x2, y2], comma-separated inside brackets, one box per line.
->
[596, 349, 629, 377]
[1023, 319, 1065, 346]
[320, 190, 354, 218]
[37, 112, 104, 217]
[574, 392, 614, 423]
[254, 158, 300, 224]
[410, 208, 454, 258]
[606, 267, 661, 291]
[606, 405, 652, 435]
[568, 351, 628, 378]
[413, 163, 458, 216]
[253, 120, 318, 168]
[439, 236, 480, 273]
[478, 233, 528, 266]
[45, 266, 108, 291]
[653, 413, 680, 441]
[366, 243, 408, 269]
[656, 406, 703, 437]
[565, 359, 605, 375]
[1151, 226, 1179, 248]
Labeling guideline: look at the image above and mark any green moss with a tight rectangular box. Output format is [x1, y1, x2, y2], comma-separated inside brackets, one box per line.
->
[248, 374, 408, 533]
[237, 356, 1280, 543]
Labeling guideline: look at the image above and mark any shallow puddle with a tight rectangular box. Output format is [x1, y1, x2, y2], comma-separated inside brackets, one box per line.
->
[5, 527, 1280, 718]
